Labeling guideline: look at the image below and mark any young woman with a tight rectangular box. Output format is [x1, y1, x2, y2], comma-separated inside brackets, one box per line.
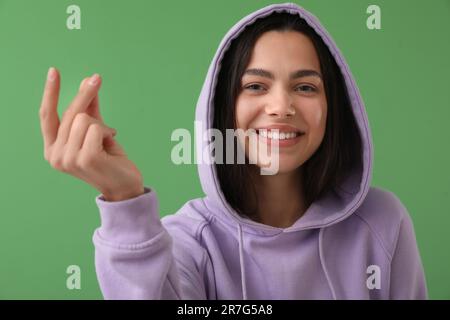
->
[39, 3, 427, 299]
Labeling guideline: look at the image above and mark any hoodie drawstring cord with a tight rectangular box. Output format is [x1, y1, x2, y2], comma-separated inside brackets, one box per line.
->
[237, 224, 248, 300]
[319, 228, 337, 299]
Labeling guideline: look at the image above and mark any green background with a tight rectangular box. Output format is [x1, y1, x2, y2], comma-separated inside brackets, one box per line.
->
[0, 0, 448, 299]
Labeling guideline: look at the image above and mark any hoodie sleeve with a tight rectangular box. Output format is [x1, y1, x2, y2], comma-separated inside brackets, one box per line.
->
[389, 206, 428, 299]
[92, 186, 211, 299]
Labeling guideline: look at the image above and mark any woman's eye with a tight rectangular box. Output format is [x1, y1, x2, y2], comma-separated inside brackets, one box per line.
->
[245, 84, 265, 92]
[244, 84, 317, 93]
[296, 85, 316, 93]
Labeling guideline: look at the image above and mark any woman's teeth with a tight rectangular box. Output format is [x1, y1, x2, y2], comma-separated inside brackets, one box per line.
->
[257, 130, 299, 140]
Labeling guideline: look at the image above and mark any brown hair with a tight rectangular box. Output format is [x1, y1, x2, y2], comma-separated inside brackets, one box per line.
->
[213, 12, 362, 217]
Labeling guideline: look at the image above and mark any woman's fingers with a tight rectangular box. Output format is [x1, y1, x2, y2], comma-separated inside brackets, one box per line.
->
[40, 71, 143, 201]
[82, 123, 116, 155]
[87, 94, 103, 122]
[79, 77, 89, 90]
[79, 77, 104, 123]
[41, 71, 119, 173]
[39, 67, 61, 156]
[56, 73, 102, 145]
[64, 113, 116, 171]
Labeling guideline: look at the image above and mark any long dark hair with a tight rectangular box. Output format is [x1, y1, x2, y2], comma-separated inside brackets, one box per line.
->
[213, 12, 362, 218]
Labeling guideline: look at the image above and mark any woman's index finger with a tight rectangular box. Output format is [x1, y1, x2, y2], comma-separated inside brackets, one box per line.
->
[39, 67, 61, 149]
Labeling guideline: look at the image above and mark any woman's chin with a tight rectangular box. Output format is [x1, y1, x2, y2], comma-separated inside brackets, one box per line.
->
[253, 157, 304, 175]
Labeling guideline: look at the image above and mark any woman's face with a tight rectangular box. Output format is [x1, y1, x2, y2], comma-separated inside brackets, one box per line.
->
[235, 30, 327, 174]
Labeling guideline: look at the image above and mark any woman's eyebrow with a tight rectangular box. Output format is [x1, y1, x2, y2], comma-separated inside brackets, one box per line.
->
[243, 68, 322, 80]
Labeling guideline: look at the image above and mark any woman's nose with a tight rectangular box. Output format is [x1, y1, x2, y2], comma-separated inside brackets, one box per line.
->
[264, 91, 296, 118]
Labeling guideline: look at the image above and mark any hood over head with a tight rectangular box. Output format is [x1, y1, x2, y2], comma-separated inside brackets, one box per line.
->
[195, 2, 373, 235]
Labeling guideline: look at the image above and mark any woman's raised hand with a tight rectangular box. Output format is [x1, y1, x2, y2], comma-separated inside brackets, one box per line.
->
[39, 68, 145, 201]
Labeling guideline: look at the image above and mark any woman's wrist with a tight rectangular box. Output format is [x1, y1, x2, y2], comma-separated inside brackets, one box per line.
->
[102, 186, 146, 202]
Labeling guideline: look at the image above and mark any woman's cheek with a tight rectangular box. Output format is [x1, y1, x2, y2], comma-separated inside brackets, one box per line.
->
[314, 107, 323, 127]
[236, 100, 259, 129]
[308, 99, 325, 126]
[301, 102, 327, 152]
[314, 103, 327, 147]
[310, 101, 327, 132]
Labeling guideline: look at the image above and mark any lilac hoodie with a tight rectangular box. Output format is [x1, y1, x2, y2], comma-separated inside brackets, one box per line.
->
[93, 2, 427, 299]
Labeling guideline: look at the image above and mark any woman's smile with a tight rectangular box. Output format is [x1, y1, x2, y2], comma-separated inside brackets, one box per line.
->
[256, 129, 305, 147]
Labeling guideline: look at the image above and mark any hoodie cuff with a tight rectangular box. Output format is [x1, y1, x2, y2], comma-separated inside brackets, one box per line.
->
[95, 186, 164, 245]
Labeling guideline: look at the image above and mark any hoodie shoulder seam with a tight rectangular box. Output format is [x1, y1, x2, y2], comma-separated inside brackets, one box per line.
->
[194, 217, 212, 240]
[191, 212, 214, 273]
[354, 212, 393, 261]
[167, 211, 213, 296]
[192, 215, 217, 298]
[390, 214, 406, 262]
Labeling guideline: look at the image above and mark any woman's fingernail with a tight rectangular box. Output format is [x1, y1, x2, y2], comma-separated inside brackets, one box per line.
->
[89, 73, 100, 86]
[47, 67, 56, 82]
